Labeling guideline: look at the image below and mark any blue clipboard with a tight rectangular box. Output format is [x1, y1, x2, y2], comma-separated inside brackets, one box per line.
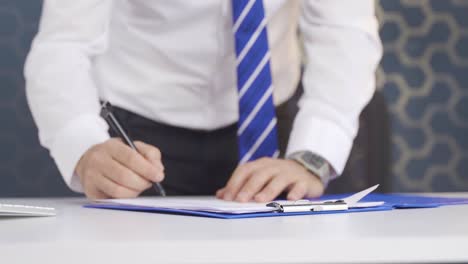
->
[85, 193, 468, 219]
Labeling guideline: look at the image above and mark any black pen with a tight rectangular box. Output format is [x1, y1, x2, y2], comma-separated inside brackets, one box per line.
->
[100, 101, 166, 197]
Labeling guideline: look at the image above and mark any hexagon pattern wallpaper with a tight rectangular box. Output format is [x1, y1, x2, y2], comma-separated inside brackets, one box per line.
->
[377, 0, 468, 192]
[0, 0, 467, 197]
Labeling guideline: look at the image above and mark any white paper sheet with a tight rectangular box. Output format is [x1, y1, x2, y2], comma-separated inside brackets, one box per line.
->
[102, 197, 276, 214]
[100, 195, 385, 214]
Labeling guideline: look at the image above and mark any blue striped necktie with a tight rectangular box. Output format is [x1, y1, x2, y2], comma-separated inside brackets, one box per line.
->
[232, 0, 279, 164]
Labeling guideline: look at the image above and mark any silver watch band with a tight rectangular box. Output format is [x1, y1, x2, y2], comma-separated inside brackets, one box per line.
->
[287, 151, 335, 187]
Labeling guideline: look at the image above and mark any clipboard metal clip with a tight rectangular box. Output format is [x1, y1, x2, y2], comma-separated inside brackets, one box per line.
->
[266, 200, 348, 213]
[266, 184, 380, 213]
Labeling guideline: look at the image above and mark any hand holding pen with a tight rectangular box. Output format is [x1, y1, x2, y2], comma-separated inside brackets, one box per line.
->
[74, 102, 166, 200]
[100, 101, 166, 196]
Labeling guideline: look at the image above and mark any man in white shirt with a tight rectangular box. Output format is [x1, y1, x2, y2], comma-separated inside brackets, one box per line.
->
[24, 1, 382, 202]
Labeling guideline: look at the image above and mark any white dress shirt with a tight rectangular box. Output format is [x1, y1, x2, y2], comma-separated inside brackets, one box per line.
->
[24, 0, 382, 193]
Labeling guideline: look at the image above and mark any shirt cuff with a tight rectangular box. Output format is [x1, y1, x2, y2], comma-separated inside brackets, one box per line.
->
[49, 115, 110, 193]
[286, 115, 355, 176]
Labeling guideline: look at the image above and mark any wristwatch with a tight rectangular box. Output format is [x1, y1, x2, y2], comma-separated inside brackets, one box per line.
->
[287, 151, 336, 187]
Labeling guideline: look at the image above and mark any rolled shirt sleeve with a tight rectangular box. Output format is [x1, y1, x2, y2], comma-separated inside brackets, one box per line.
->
[286, 0, 383, 175]
[24, 0, 113, 192]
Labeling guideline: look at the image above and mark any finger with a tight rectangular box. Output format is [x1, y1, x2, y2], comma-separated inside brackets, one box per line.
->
[235, 168, 277, 202]
[305, 178, 325, 198]
[79, 167, 107, 200]
[101, 157, 152, 192]
[134, 141, 164, 171]
[95, 172, 140, 198]
[222, 162, 261, 201]
[216, 187, 226, 198]
[254, 175, 294, 203]
[286, 182, 308, 201]
[85, 188, 109, 201]
[107, 139, 162, 182]
[222, 158, 275, 201]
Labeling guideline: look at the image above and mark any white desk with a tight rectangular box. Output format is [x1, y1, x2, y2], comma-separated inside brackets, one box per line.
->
[1, 195, 468, 264]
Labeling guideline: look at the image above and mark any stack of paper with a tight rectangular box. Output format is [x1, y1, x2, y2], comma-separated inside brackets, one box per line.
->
[98, 185, 383, 214]
[100, 197, 276, 214]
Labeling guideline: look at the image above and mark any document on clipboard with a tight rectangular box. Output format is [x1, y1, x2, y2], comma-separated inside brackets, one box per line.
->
[86, 185, 386, 218]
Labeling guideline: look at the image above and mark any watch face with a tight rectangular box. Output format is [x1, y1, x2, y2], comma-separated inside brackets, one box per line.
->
[303, 152, 325, 168]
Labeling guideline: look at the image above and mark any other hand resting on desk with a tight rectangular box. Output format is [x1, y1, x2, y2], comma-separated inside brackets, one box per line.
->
[216, 157, 324, 203]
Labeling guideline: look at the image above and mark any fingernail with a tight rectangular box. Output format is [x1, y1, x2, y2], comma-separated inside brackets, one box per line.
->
[155, 173, 164, 182]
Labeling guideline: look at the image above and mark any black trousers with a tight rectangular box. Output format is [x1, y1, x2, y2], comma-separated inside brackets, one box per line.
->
[110, 96, 298, 196]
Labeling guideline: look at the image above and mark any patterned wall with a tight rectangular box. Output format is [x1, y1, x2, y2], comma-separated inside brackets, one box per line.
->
[0, 0, 467, 197]
[377, 0, 468, 192]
